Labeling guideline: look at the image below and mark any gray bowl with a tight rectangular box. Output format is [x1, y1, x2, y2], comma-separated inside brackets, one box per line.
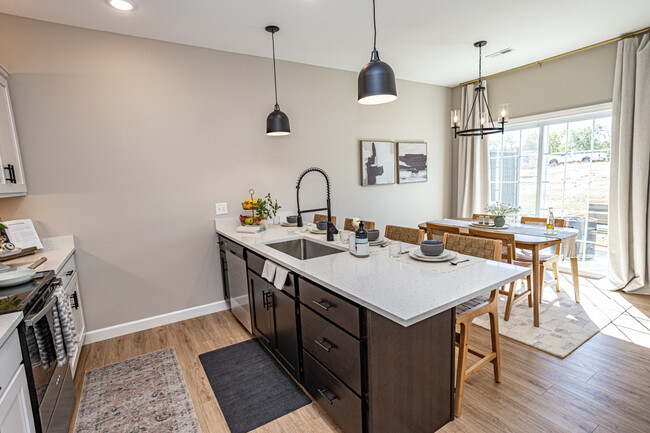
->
[420, 240, 444, 256]
[366, 229, 380, 241]
[316, 220, 328, 230]
[286, 215, 298, 223]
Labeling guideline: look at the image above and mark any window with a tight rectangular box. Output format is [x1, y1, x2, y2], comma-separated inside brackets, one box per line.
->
[488, 105, 612, 274]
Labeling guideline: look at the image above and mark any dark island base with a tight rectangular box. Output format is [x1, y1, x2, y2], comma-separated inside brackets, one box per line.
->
[366, 308, 455, 433]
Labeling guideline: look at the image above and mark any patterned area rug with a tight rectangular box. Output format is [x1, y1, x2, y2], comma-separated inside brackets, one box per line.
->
[73, 347, 201, 433]
[474, 273, 628, 358]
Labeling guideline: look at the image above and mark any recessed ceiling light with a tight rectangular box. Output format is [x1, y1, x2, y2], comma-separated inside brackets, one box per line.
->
[107, 0, 136, 11]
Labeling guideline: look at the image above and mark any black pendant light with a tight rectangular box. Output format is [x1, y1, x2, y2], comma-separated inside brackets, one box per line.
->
[266, 25, 290, 136]
[358, 0, 397, 105]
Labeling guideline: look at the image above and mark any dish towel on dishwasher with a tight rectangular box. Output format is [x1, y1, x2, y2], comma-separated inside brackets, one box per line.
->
[52, 287, 78, 366]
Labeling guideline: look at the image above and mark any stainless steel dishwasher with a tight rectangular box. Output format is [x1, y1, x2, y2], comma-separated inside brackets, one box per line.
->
[222, 237, 251, 333]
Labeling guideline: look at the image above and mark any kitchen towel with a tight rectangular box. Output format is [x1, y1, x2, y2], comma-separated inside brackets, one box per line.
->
[52, 287, 78, 365]
[273, 265, 289, 290]
[261, 260, 277, 282]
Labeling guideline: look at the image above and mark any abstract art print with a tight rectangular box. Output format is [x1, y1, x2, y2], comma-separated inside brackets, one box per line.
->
[397, 141, 427, 183]
[360, 140, 395, 186]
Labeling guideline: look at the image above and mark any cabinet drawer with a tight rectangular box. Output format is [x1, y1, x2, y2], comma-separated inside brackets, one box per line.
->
[56, 255, 77, 290]
[246, 250, 266, 276]
[221, 237, 244, 259]
[303, 350, 363, 433]
[301, 305, 362, 395]
[299, 277, 360, 337]
[0, 329, 21, 397]
[247, 251, 296, 297]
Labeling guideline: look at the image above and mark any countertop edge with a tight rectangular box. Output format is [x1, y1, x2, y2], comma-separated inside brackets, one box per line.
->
[0, 311, 23, 348]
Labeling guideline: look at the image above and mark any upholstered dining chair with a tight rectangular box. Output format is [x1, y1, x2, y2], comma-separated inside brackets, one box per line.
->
[313, 214, 336, 226]
[468, 228, 533, 321]
[384, 225, 425, 245]
[344, 218, 375, 231]
[426, 222, 461, 241]
[518, 216, 565, 301]
[443, 233, 502, 417]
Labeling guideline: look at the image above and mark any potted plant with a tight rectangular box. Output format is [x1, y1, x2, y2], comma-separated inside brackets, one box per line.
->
[253, 193, 282, 225]
[485, 202, 520, 227]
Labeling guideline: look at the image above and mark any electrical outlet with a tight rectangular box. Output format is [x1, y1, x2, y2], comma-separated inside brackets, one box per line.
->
[215, 202, 228, 215]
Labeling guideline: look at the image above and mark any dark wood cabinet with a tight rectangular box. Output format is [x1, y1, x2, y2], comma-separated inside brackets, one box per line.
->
[248, 270, 275, 347]
[246, 267, 300, 380]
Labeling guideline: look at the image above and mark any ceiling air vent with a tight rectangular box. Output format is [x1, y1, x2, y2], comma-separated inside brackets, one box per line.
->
[486, 47, 513, 58]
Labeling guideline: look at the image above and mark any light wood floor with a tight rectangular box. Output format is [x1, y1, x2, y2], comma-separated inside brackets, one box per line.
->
[70, 281, 650, 433]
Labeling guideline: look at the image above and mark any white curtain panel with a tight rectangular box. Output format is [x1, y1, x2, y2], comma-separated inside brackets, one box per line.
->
[456, 82, 490, 218]
[609, 33, 650, 294]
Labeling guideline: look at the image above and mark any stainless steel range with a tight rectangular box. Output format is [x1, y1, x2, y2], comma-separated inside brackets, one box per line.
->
[0, 271, 75, 433]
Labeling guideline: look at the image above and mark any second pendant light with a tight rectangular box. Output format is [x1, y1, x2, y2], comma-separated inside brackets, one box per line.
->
[358, 0, 397, 105]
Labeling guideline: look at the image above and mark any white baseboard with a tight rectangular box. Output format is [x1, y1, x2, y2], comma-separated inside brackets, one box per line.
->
[84, 300, 230, 344]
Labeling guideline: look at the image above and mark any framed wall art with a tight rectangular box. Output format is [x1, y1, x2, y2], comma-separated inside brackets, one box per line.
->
[397, 141, 427, 183]
[360, 140, 395, 186]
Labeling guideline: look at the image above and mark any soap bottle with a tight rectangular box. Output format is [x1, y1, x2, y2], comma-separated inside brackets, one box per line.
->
[355, 221, 369, 256]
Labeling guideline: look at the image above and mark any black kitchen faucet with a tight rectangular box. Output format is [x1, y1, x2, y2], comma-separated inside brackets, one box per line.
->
[296, 167, 338, 242]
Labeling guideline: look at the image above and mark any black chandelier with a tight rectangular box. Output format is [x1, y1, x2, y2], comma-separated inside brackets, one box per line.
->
[266, 25, 291, 136]
[451, 41, 508, 139]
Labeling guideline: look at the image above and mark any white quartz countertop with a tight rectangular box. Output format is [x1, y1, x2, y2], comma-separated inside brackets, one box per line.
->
[215, 223, 531, 327]
[1, 235, 75, 275]
[0, 311, 22, 348]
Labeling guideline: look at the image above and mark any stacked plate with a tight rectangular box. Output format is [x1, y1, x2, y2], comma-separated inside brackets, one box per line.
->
[369, 237, 388, 246]
[281, 222, 297, 227]
[408, 249, 458, 262]
[469, 222, 509, 230]
[308, 228, 327, 234]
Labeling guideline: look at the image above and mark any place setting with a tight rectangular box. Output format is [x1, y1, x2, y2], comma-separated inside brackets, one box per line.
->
[394, 239, 479, 271]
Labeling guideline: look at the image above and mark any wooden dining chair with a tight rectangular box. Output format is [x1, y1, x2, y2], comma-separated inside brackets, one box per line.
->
[518, 216, 565, 301]
[384, 225, 425, 245]
[313, 214, 336, 226]
[442, 233, 502, 417]
[344, 218, 375, 231]
[426, 222, 461, 241]
[469, 228, 532, 321]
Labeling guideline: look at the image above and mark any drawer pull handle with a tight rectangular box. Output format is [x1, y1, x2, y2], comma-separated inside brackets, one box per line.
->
[70, 292, 79, 310]
[66, 270, 75, 277]
[317, 388, 337, 404]
[314, 338, 334, 352]
[312, 300, 332, 311]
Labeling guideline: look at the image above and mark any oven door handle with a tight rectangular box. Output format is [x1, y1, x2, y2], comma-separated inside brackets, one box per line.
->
[25, 296, 57, 326]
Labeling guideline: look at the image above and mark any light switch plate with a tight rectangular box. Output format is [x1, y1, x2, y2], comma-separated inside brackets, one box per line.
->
[215, 202, 228, 215]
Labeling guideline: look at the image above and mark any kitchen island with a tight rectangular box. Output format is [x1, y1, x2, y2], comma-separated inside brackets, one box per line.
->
[215, 222, 529, 433]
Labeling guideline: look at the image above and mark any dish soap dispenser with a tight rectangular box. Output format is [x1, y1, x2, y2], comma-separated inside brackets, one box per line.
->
[352, 221, 369, 258]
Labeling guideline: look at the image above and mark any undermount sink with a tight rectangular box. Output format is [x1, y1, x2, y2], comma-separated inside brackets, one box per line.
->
[264, 238, 345, 260]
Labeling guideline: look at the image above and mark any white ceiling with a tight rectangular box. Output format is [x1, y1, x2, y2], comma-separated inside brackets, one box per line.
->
[1, 0, 648, 87]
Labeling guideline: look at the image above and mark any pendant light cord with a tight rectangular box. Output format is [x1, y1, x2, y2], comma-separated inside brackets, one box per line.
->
[272, 30, 279, 108]
[478, 43, 482, 84]
[372, 0, 377, 51]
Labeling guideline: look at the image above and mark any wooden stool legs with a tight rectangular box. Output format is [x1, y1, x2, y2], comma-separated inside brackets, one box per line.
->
[454, 301, 501, 417]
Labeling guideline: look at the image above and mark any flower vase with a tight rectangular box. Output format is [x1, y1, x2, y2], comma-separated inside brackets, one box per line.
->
[494, 215, 505, 227]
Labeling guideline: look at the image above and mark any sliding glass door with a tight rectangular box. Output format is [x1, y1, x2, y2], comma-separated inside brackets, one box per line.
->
[488, 109, 612, 274]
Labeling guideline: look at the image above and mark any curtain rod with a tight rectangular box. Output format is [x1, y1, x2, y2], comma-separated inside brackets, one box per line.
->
[458, 27, 650, 87]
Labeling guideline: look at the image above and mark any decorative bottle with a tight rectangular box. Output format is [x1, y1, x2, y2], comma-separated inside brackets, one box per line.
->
[546, 208, 555, 233]
[355, 221, 369, 256]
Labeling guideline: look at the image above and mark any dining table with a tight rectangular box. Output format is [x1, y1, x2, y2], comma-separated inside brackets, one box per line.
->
[418, 218, 581, 327]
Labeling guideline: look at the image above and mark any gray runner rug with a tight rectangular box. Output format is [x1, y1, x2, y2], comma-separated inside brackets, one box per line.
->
[74, 347, 201, 432]
[199, 339, 310, 433]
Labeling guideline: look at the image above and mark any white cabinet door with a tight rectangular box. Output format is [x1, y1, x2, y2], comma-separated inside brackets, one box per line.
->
[65, 273, 85, 376]
[0, 365, 36, 433]
[0, 68, 26, 197]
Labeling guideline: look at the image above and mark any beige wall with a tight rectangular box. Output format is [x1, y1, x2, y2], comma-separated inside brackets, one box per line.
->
[450, 43, 617, 214]
[0, 14, 451, 331]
